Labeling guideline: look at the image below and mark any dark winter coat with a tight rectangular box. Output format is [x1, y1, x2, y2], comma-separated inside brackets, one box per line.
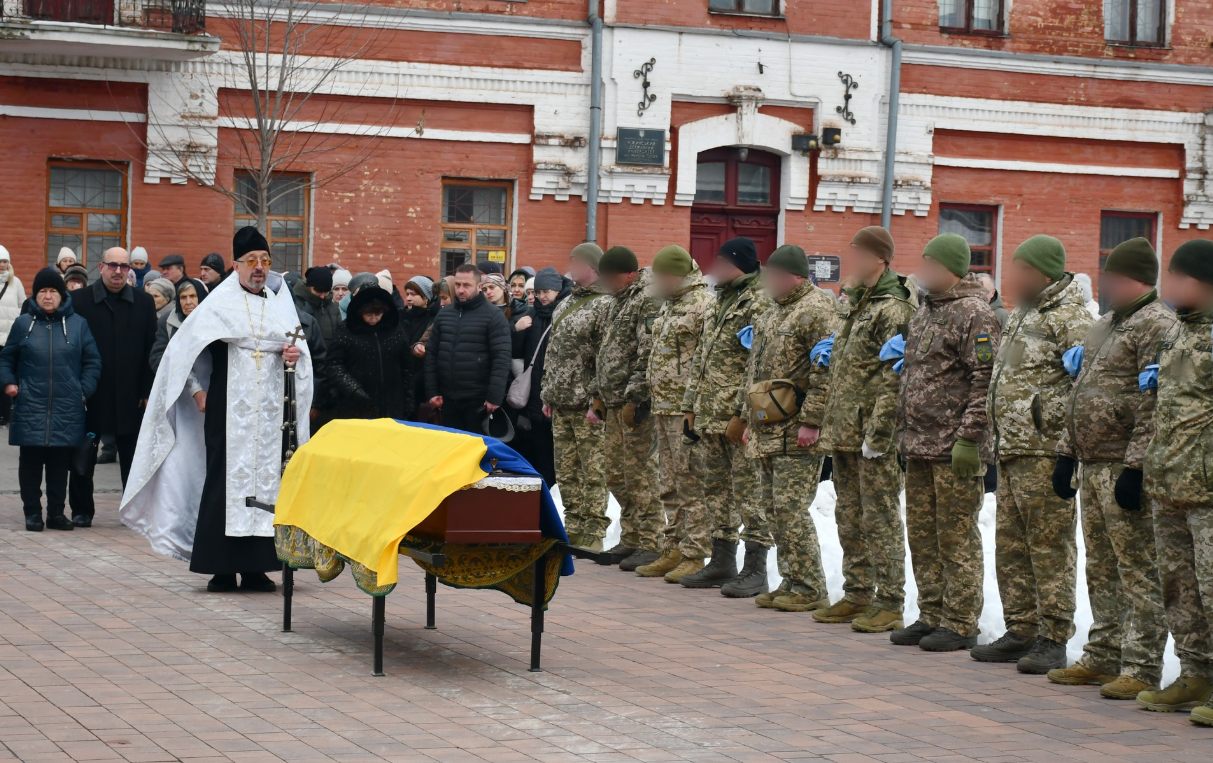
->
[403, 301, 439, 403]
[0, 298, 102, 447]
[291, 280, 343, 345]
[424, 291, 512, 405]
[503, 297, 534, 358]
[70, 279, 158, 436]
[519, 281, 572, 419]
[328, 288, 415, 421]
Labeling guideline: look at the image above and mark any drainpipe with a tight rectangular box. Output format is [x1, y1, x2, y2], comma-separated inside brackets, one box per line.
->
[586, 0, 604, 243]
[879, 0, 901, 230]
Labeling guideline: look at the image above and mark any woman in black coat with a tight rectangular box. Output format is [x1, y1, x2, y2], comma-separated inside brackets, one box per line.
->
[513, 267, 571, 486]
[327, 286, 415, 421]
[402, 276, 439, 421]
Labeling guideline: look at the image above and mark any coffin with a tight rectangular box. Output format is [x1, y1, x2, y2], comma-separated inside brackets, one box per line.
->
[411, 472, 543, 544]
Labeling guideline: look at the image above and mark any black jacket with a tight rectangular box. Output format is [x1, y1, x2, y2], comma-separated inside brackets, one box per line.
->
[424, 292, 512, 405]
[329, 287, 414, 420]
[291, 280, 343, 345]
[70, 280, 158, 436]
[518, 282, 571, 419]
[503, 298, 533, 359]
[403, 301, 439, 403]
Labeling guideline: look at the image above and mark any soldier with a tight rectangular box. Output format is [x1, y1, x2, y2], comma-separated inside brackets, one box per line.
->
[635, 246, 716, 583]
[1047, 238, 1173, 700]
[1137, 239, 1213, 724]
[741, 246, 836, 611]
[816, 227, 915, 631]
[975, 235, 1094, 673]
[540, 243, 612, 551]
[593, 246, 665, 570]
[892, 233, 999, 652]
[679, 237, 775, 597]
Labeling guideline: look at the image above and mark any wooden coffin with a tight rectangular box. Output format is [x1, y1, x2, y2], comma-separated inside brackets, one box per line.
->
[411, 472, 543, 544]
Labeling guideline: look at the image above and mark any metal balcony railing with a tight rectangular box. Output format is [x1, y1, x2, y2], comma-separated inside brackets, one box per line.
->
[142, 0, 206, 35]
[20, 0, 206, 34]
[24, 0, 113, 24]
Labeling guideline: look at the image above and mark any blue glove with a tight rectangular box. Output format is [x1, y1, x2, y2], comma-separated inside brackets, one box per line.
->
[1139, 363, 1159, 391]
[811, 334, 834, 367]
[879, 334, 906, 362]
[893, 358, 904, 374]
[1062, 346, 1084, 377]
[737, 325, 753, 350]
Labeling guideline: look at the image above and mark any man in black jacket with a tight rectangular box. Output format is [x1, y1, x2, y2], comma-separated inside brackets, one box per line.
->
[68, 246, 158, 526]
[424, 263, 512, 433]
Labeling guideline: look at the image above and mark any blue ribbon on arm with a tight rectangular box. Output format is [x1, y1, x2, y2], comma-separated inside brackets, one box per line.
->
[879, 334, 905, 363]
[1139, 364, 1159, 392]
[737, 325, 753, 350]
[810, 334, 834, 367]
[1062, 346, 1084, 377]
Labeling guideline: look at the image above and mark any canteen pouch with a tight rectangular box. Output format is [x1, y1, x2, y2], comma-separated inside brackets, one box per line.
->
[746, 379, 803, 424]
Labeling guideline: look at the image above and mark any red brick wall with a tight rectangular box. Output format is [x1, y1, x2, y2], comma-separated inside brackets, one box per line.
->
[300, 0, 590, 22]
[614, 0, 871, 40]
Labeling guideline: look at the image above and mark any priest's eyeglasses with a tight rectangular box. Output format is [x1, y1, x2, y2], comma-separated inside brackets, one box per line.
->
[240, 256, 273, 267]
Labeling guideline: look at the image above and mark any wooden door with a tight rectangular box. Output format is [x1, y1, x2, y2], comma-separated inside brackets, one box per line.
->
[689, 147, 782, 270]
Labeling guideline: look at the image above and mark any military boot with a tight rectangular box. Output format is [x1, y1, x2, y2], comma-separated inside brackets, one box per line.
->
[755, 582, 792, 609]
[605, 542, 634, 564]
[1100, 675, 1155, 700]
[1017, 637, 1067, 674]
[890, 620, 934, 646]
[663, 559, 703, 584]
[812, 600, 874, 624]
[1191, 698, 1213, 726]
[620, 549, 659, 572]
[680, 538, 738, 589]
[720, 542, 768, 598]
[773, 592, 829, 612]
[852, 609, 903, 633]
[919, 627, 977, 652]
[636, 551, 681, 578]
[970, 631, 1034, 663]
[1047, 663, 1116, 687]
[1136, 676, 1213, 712]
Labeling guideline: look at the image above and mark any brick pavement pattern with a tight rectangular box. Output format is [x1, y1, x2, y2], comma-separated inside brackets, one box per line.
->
[1, 494, 1211, 763]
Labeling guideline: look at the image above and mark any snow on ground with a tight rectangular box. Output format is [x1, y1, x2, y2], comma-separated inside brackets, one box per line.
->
[551, 479, 1179, 684]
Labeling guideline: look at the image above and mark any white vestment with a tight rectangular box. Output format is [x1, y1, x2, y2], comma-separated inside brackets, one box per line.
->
[120, 275, 313, 562]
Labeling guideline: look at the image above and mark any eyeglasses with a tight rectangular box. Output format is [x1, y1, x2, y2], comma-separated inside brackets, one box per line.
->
[100, 261, 131, 271]
[240, 256, 273, 267]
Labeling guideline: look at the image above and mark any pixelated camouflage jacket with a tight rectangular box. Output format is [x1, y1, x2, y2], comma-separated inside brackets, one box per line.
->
[595, 268, 663, 407]
[540, 283, 611, 410]
[819, 268, 916, 455]
[989, 273, 1094, 459]
[1058, 293, 1175, 469]
[742, 279, 837, 458]
[897, 274, 1001, 461]
[648, 268, 715, 415]
[1144, 308, 1213, 508]
[681, 270, 774, 434]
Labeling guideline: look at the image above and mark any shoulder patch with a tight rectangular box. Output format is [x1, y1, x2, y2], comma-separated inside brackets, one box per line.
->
[975, 334, 993, 363]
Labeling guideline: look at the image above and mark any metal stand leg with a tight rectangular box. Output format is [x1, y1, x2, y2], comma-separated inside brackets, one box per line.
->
[281, 563, 294, 633]
[529, 555, 547, 672]
[371, 596, 385, 677]
[425, 572, 437, 630]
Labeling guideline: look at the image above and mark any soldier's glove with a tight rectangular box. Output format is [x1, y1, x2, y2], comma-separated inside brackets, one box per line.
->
[950, 438, 981, 479]
[353, 388, 373, 402]
[1114, 467, 1144, 512]
[1051, 456, 1078, 500]
[623, 402, 638, 428]
[725, 415, 746, 445]
[682, 413, 700, 443]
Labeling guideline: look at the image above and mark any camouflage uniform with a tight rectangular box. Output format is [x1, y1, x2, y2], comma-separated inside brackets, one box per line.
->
[648, 269, 716, 558]
[1058, 293, 1174, 684]
[820, 268, 915, 613]
[1143, 308, 1213, 682]
[898, 274, 1000, 637]
[742, 279, 835, 597]
[541, 284, 612, 541]
[682, 271, 774, 546]
[990, 273, 1094, 644]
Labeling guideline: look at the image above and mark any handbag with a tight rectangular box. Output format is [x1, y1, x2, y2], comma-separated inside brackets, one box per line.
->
[746, 379, 804, 424]
[506, 324, 552, 409]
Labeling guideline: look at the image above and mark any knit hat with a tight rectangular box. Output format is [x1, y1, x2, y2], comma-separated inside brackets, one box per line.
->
[130, 246, 149, 266]
[1013, 235, 1067, 281]
[63, 264, 89, 287]
[509, 266, 536, 281]
[477, 260, 503, 276]
[483, 272, 508, 293]
[406, 275, 434, 301]
[534, 266, 563, 291]
[718, 237, 759, 274]
[332, 269, 352, 288]
[200, 253, 225, 274]
[652, 245, 694, 277]
[32, 266, 68, 301]
[1168, 239, 1213, 285]
[233, 226, 270, 260]
[525, 277, 535, 292]
[56, 246, 77, 265]
[923, 233, 972, 278]
[0, 245, 9, 262]
[145, 278, 175, 304]
[1103, 237, 1159, 286]
[349, 272, 380, 295]
[305, 266, 333, 292]
[599, 246, 639, 275]
[570, 242, 603, 270]
[851, 226, 895, 262]
[143, 269, 162, 282]
[375, 269, 393, 292]
[766, 244, 809, 278]
[159, 253, 185, 269]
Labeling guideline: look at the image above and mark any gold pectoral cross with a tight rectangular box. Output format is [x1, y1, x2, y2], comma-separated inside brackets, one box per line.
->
[251, 347, 266, 371]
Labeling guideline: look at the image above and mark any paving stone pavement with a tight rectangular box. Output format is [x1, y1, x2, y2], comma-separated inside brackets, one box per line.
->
[1, 491, 1211, 763]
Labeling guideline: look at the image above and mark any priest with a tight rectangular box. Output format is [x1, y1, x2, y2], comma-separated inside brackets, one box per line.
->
[121, 227, 313, 592]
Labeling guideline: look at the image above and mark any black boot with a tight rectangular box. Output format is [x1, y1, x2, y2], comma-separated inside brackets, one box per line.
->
[679, 538, 738, 589]
[720, 541, 769, 598]
[920, 627, 978, 652]
[45, 515, 74, 531]
[890, 620, 934, 646]
[970, 631, 1035, 663]
[605, 542, 635, 565]
[25, 516, 44, 532]
[619, 549, 659, 572]
[240, 572, 277, 592]
[1017, 637, 1067, 674]
[207, 574, 239, 592]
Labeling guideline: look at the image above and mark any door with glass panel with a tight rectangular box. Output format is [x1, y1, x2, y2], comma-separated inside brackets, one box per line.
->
[689, 148, 781, 271]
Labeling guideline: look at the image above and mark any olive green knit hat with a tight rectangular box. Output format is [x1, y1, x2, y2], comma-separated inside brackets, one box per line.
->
[766, 244, 809, 278]
[1013, 235, 1067, 281]
[1104, 237, 1158, 286]
[598, 245, 639, 274]
[652, 245, 694, 277]
[923, 233, 971, 277]
[569, 242, 603, 270]
[1169, 239, 1213, 285]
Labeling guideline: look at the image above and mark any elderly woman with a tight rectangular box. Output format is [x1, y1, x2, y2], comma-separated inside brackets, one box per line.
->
[0, 246, 27, 427]
[0, 268, 101, 531]
[150, 277, 207, 372]
[328, 286, 414, 421]
[144, 277, 176, 318]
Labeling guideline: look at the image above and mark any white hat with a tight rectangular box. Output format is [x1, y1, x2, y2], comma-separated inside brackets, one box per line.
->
[130, 246, 148, 265]
[0, 245, 10, 262]
[332, 269, 352, 288]
[57, 246, 77, 264]
[375, 269, 393, 292]
[524, 277, 534, 291]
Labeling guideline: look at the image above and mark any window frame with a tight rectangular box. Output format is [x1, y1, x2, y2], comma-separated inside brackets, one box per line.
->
[939, 0, 1006, 36]
[439, 179, 514, 278]
[938, 202, 999, 276]
[1099, 210, 1158, 312]
[692, 147, 782, 213]
[707, 0, 782, 18]
[45, 159, 128, 277]
[232, 171, 311, 274]
[1104, 0, 1168, 48]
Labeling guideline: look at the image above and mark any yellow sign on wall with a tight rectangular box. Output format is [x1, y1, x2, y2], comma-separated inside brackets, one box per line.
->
[488, 250, 506, 262]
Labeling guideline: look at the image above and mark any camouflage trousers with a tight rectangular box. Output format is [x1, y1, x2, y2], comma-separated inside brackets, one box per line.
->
[833, 450, 906, 612]
[905, 459, 985, 637]
[997, 456, 1077, 644]
[1076, 462, 1167, 684]
[654, 415, 710, 559]
[552, 407, 609, 543]
[604, 407, 664, 552]
[756, 454, 827, 600]
[688, 432, 772, 547]
[1152, 498, 1213, 680]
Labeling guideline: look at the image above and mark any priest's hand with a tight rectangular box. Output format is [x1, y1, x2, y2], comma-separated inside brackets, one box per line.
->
[193, 390, 207, 413]
[429, 396, 443, 408]
[484, 401, 500, 413]
[283, 343, 301, 366]
[4, 384, 17, 397]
